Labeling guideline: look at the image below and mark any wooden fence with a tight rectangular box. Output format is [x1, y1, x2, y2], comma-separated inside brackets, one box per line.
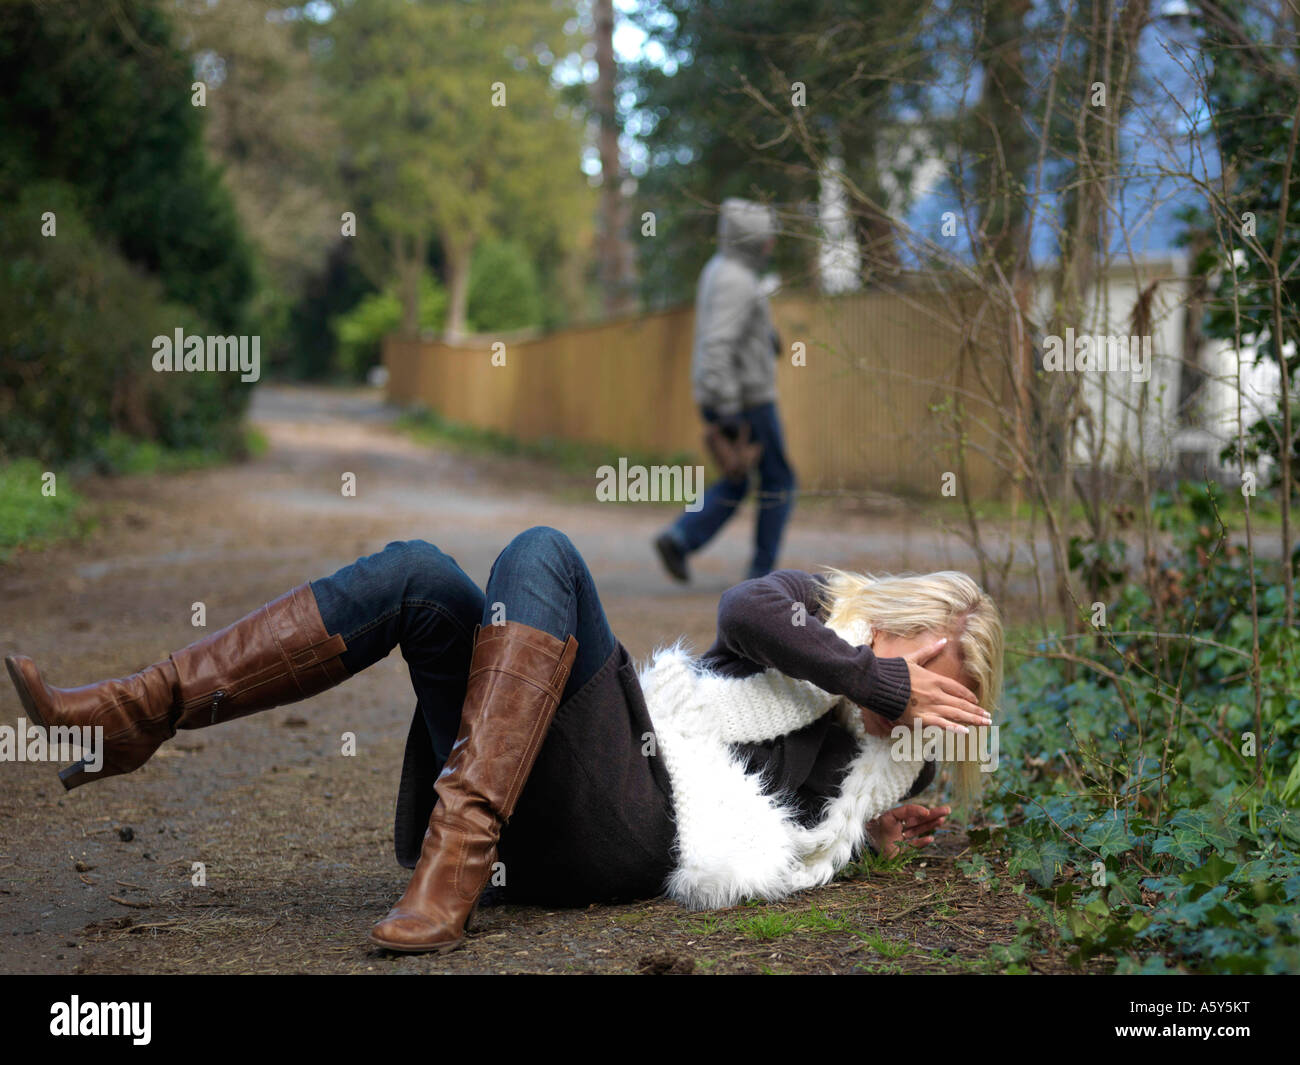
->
[383, 290, 1011, 499]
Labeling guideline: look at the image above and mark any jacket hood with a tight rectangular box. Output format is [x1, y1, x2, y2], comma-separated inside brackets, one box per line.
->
[718, 198, 775, 266]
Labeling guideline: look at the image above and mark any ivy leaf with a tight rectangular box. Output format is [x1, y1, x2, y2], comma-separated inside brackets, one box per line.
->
[1226, 859, 1272, 885]
[1194, 926, 1248, 958]
[1140, 875, 1183, 896]
[1011, 838, 1072, 888]
[1153, 828, 1207, 864]
[1276, 811, 1300, 845]
[1026, 797, 1085, 830]
[1010, 846, 1054, 888]
[1180, 853, 1235, 887]
[1201, 811, 1243, 854]
[1169, 808, 1210, 835]
[1083, 812, 1137, 858]
[1177, 803, 1244, 854]
[1041, 838, 1074, 877]
[1169, 884, 1230, 925]
[1107, 877, 1142, 907]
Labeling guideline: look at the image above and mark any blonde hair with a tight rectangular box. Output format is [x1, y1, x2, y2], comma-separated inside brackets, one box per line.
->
[815, 568, 1004, 810]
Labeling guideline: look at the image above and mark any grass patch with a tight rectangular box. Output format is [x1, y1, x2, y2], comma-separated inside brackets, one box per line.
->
[677, 913, 723, 936]
[0, 458, 86, 561]
[841, 843, 928, 880]
[243, 427, 270, 459]
[610, 910, 654, 928]
[395, 407, 699, 488]
[854, 930, 910, 958]
[92, 428, 264, 476]
[0, 426, 264, 561]
[734, 912, 796, 941]
[732, 904, 856, 941]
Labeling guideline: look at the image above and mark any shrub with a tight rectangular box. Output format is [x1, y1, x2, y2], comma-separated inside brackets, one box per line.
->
[466, 239, 543, 333]
[977, 482, 1300, 973]
[0, 183, 250, 466]
[331, 272, 447, 380]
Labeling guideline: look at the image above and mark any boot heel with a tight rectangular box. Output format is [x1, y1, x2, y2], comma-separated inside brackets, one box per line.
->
[58, 759, 91, 791]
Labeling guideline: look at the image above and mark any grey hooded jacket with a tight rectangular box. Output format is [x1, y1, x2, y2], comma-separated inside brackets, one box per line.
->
[690, 198, 779, 417]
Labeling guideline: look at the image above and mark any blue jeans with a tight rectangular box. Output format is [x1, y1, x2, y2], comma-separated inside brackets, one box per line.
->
[664, 400, 796, 578]
[307, 527, 617, 774]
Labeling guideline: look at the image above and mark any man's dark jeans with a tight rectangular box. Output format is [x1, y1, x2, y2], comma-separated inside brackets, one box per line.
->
[308, 527, 616, 777]
[664, 400, 796, 578]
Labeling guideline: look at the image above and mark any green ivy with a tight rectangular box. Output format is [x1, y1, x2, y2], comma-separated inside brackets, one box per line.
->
[971, 482, 1300, 973]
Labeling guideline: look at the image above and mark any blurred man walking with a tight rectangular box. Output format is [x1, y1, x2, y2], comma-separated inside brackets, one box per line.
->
[654, 198, 796, 583]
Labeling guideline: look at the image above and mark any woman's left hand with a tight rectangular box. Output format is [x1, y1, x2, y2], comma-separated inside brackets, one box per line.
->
[866, 803, 951, 859]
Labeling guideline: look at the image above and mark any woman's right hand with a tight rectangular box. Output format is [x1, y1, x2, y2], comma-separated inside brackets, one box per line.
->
[898, 638, 991, 734]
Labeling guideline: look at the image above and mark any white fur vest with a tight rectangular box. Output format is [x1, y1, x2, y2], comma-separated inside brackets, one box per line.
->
[637, 618, 927, 910]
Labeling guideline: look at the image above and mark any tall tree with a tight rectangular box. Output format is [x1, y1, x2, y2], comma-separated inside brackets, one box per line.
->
[324, 0, 591, 339]
[593, 0, 637, 314]
[173, 0, 341, 313]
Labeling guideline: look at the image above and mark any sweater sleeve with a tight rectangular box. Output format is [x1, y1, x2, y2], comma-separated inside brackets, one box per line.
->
[712, 569, 912, 721]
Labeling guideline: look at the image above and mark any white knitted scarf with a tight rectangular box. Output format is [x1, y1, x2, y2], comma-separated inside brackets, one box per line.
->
[637, 618, 926, 910]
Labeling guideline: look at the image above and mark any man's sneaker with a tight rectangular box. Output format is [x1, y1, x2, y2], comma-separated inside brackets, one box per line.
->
[654, 532, 690, 583]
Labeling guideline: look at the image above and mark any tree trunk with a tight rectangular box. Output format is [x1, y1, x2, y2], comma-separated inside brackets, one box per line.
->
[1177, 232, 1210, 479]
[399, 242, 418, 338]
[593, 0, 635, 315]
[444, 237, 474, 341]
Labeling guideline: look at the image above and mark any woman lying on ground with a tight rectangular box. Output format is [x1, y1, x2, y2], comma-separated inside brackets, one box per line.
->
[6, 525, 1002, 954]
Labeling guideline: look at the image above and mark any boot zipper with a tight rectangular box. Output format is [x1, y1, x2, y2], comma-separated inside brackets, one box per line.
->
[209, 689, 226, 725]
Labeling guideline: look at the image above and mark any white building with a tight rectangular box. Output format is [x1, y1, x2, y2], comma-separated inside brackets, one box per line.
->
[1028, 254, 1280, 483]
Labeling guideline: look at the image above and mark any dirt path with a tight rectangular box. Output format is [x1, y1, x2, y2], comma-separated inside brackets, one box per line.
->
[0, 385, 1071, 974]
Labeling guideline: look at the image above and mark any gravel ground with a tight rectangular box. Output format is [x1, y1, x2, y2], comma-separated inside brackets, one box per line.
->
[0, 384, 1082, 974]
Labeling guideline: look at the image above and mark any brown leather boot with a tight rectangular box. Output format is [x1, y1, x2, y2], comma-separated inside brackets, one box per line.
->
[5, 583, 348, 789]
[369, 620, 577, 954]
